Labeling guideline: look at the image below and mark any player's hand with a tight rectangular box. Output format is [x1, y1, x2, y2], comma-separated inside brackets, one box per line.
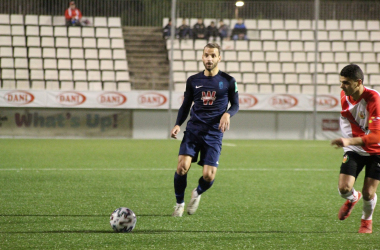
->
[331, 138, 349, 148]
[170, 125, 180, 139]
[219, 113, 230, 133]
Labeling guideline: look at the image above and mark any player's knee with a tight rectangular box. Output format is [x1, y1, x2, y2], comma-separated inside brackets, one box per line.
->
[203, 173, 215, 182]
[176, 165, 188, 176]
[362, 190, 375, 201]
[338, 185, 351, 195]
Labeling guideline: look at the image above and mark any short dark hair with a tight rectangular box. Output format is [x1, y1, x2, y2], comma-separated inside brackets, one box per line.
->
[340, 64, 364, 83]
[204, 42, 221, 56]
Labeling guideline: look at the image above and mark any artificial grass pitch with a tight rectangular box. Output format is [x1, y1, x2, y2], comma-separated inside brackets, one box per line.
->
[0, 139, 378, 249]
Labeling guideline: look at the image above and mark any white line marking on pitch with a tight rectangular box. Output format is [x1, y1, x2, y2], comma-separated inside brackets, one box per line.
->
[0, 168, 336, 171]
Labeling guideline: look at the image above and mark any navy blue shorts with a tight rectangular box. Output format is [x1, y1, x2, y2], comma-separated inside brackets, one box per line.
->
[179, 130, 222, 167]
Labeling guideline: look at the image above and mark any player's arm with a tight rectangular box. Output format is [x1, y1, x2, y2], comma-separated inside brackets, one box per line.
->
[331, 130, 380, 147]
[171, 79, 193, 139]
[332, 94, 380, 147]
[219, 80, 239, 133]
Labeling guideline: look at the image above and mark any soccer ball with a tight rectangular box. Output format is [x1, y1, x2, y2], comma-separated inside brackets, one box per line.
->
[110, 207, 137, 232]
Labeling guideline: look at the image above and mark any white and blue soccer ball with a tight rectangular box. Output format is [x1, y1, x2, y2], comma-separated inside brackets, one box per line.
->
[110, 207, 137, 232]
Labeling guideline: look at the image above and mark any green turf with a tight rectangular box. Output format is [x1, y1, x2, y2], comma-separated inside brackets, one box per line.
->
[0, 139, 378, 249]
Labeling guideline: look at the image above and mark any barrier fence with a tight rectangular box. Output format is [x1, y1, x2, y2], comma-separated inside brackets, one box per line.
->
[1, 0, 380, 27]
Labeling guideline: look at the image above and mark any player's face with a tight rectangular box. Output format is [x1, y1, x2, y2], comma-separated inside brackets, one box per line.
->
[339, 76, 361, 96]
[202, 48, 221, 71]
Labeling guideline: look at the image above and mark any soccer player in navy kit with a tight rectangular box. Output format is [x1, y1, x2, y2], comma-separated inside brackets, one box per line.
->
[171, 43, 239, 217]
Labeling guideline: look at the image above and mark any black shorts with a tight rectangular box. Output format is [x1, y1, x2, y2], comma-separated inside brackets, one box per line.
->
[340, 151, 380, 180]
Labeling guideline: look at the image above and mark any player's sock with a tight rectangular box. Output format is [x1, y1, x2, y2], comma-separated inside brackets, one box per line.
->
[339, 187, 359, 202]
[362, 193, 377, 220]
[196, 177, 214, 195]
[174, 172, 187, 204]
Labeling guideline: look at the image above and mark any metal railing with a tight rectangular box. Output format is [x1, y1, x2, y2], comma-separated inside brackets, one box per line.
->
[1, 0, 380, 26]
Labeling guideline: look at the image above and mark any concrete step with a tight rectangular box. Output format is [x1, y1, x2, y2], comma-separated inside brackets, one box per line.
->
[125, 40, 165, 47]
[127, 53, 167, 59]
[130, 72, 169, 78]
[129, 68, 169, 75]
[124, 36, 163, 41]
[131, 80, 169, 86]
[125, 46, 166, 53]
[123, 26, 169, 90]
[129, 62, 169, 68]
[123, 26, 162, 33]
[131, 82, 169, 90]
[129, 57, 168, 64]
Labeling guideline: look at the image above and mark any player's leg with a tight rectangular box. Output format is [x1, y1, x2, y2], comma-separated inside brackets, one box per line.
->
[172, 155, 192, 217]
[187, 136, 221, 215]
[338, 152, 364, 220]
[187, 165, 217, 215]
[173, 131, 199, 217]
[358, 177, 379, 233]
[175, 155, 192, 203]
[359, 156, 380, 233]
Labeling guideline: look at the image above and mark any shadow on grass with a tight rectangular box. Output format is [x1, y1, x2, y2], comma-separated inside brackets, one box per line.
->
[0, 229, 346, 234]
[0, 214, 171, 217]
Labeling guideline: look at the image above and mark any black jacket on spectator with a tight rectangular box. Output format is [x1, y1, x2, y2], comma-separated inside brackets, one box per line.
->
[193, 23, 206, 39]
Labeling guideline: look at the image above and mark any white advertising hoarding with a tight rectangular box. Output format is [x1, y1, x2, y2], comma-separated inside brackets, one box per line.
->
[0, 90, 341, 112]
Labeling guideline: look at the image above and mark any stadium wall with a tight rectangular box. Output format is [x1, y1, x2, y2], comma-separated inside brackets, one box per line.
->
[1, 0, 380, 26]
[133, 110, 340, 140]
[0, 108, 340, 140]
[0, 90, 341, 139]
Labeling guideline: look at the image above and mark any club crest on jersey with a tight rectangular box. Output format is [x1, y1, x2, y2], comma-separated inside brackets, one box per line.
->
[201, 91, 216, 105]
[359, 111, 365, 119]
[342, 154, 349, 163]
[219, 81, 223, 89]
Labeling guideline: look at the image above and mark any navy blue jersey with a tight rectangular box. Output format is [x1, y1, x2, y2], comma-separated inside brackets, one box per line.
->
[175, 70, 239, 135]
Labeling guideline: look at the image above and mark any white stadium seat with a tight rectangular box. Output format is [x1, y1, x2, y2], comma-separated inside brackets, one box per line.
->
[94, 17, 108, 27]
[108, 17, 121, 27]
[10, 14, 23, 25]
[56, 37, 69, 47]
[43, 59, 57, 69]
[46, 81, 59, 90]
[112, 49, 127, 60]
[29, 58, 43, 69]
[25, 15, 38, 25]
[59, 70, 73, 81]
[100, 60, 113, 70]
[40, 26, 53, 36]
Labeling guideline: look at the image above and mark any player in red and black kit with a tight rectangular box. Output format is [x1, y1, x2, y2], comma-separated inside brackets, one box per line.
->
[170, 43, 239, 217]
[331, 64, 380, 233]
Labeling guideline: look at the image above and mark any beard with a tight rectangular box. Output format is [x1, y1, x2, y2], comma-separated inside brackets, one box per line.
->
[203, 61, 218, 72]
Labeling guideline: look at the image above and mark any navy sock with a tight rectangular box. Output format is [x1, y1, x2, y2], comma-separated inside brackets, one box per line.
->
[174, 172, 187, 204]
[196, 177, 214, 195]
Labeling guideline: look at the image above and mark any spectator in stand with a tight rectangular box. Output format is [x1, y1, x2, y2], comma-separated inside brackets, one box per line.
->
[218, 20, 230, 42]
[206, 21, 219, 42]
[163, 18, 172, 39]
[178, 19, 192, 40]
[231, 18, 248, 40]
[65, 1, 82, 27]
[192, 18, 206, 42]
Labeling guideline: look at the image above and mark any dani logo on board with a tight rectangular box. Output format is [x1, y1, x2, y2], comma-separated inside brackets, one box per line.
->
[314, 95, 339, 110]
[239, 93, 258, 108]
[4, 91, 35, 105]
[97, 92, 127, 107]
[269, 94, 298, 109]
[138, 92, 167, 107]
[56, 91, 86, 106]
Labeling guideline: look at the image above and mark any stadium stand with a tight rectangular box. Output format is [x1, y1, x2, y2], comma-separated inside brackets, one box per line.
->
[167, 18, 380, 94]
[0, 14, 130, 91]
